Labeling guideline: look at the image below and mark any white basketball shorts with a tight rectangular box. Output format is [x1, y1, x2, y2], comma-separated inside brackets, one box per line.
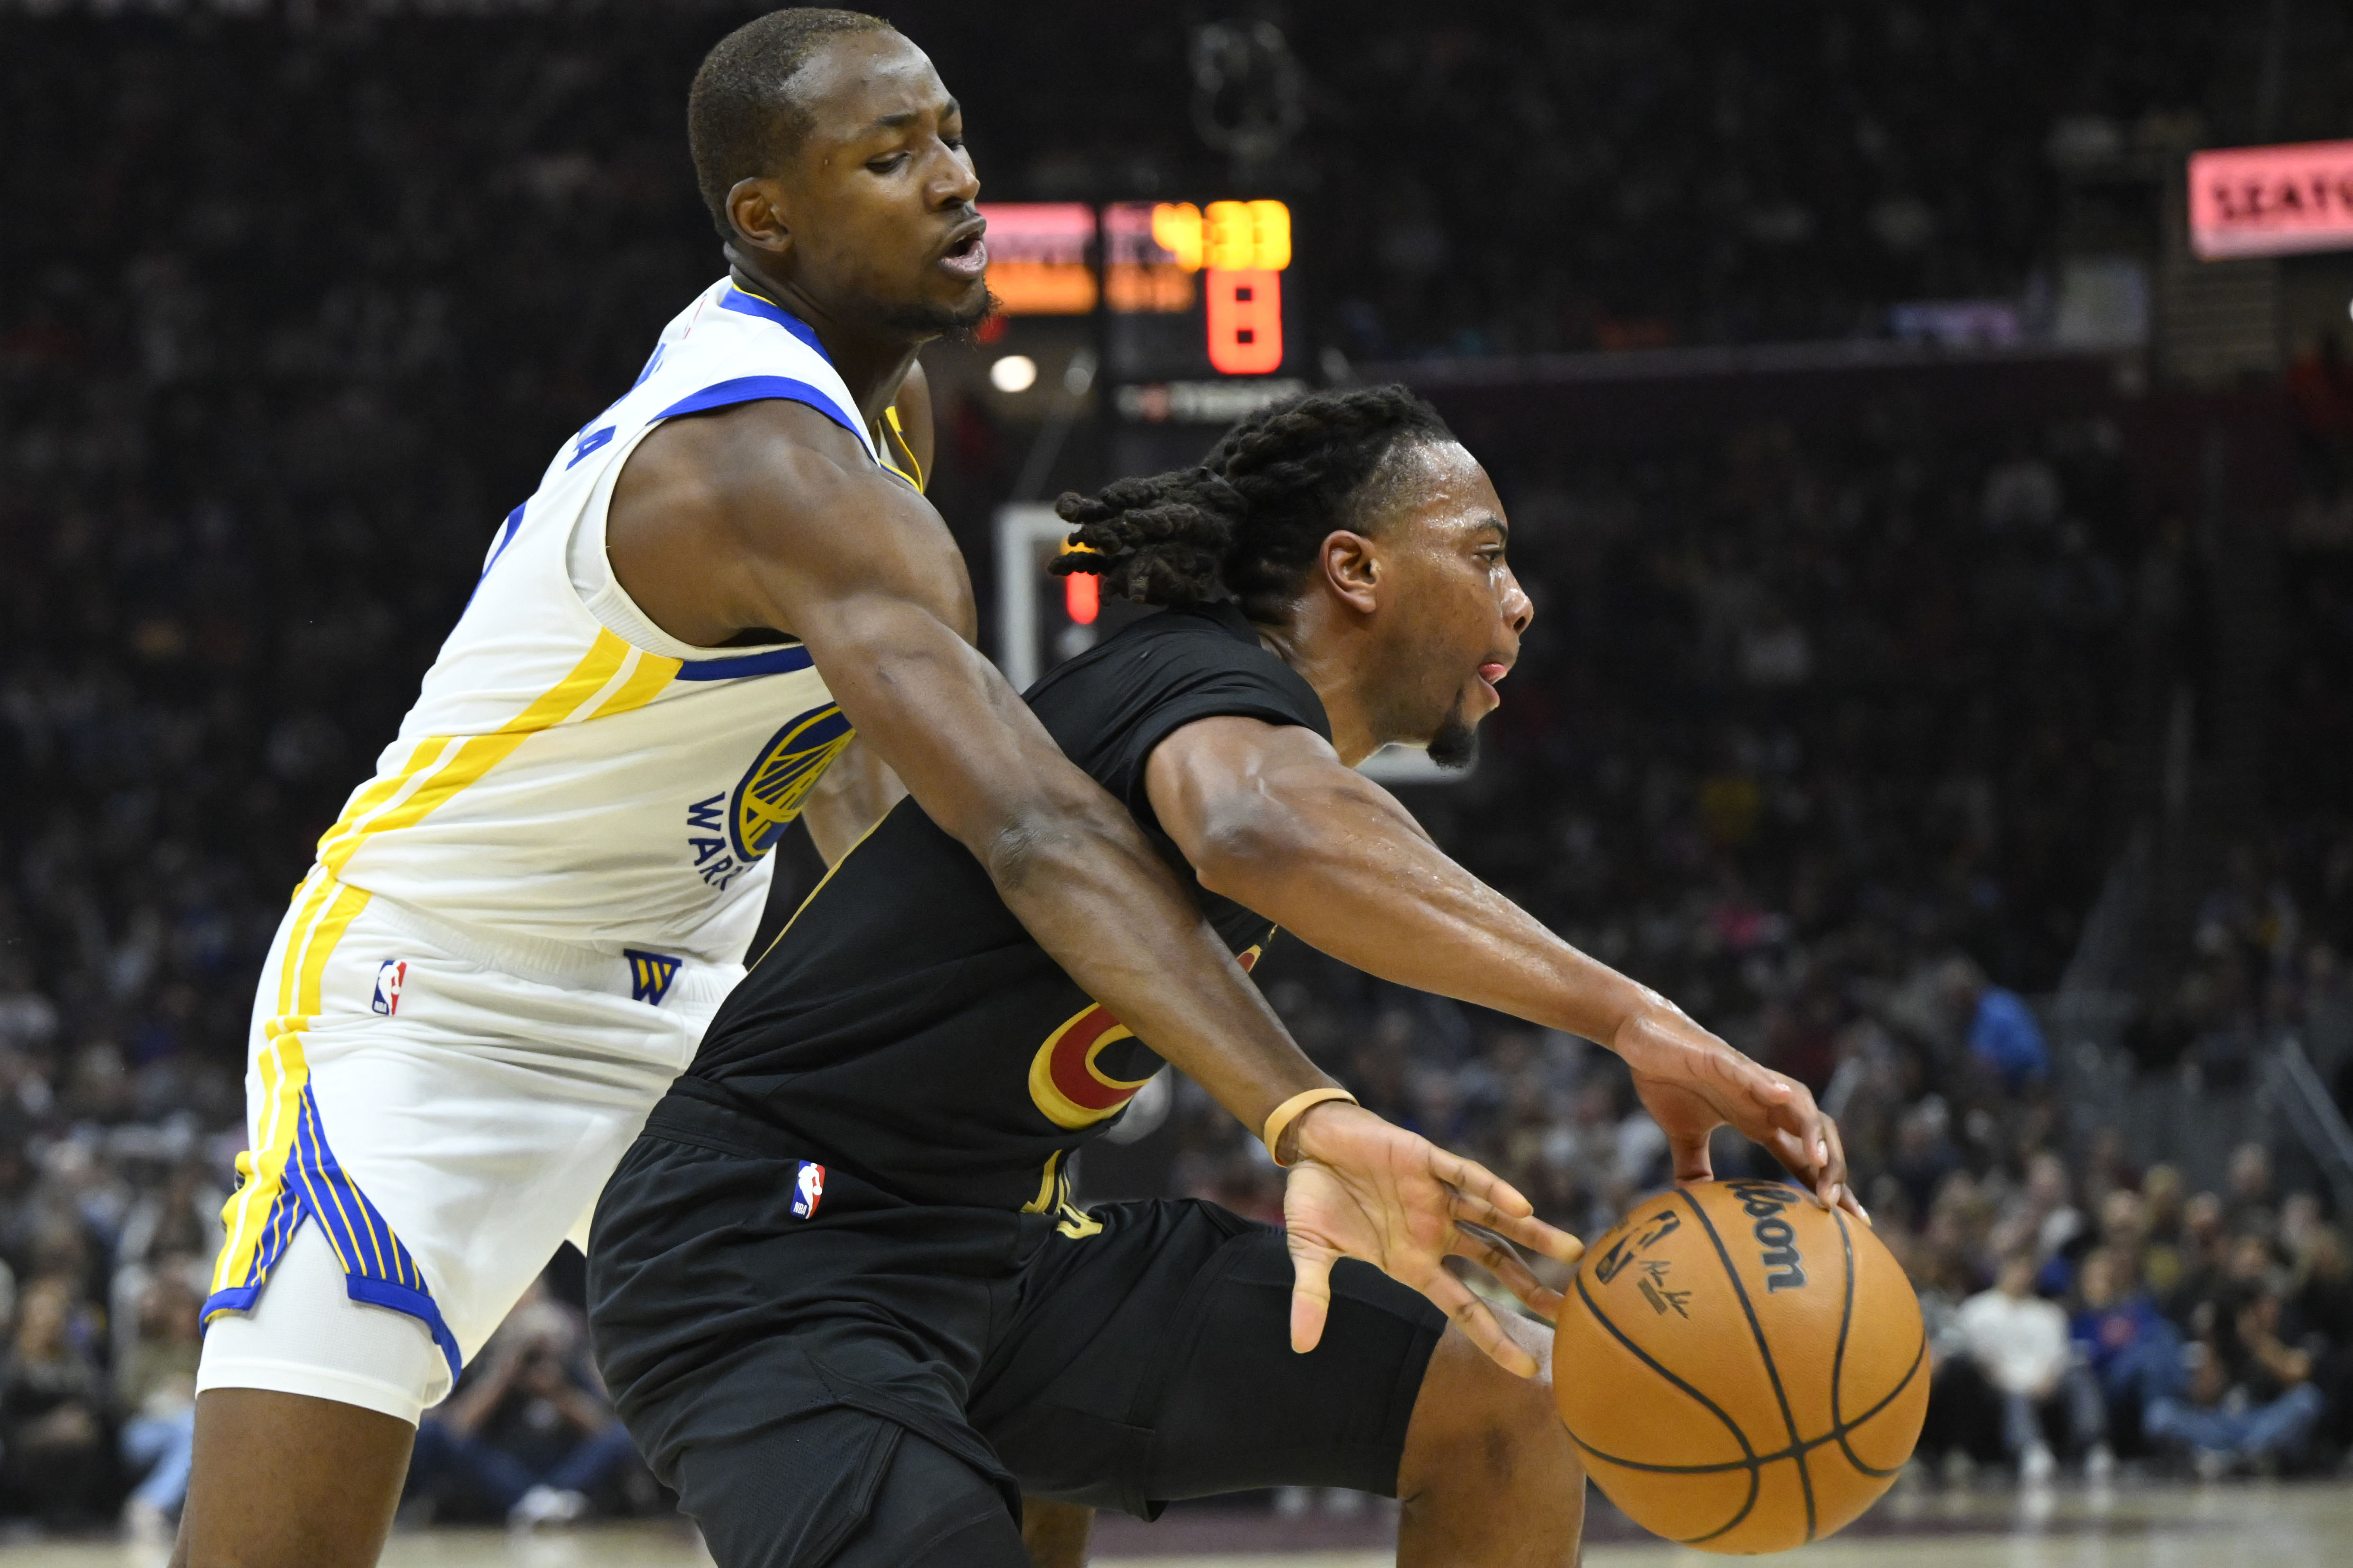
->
[195, 868, 739, 1424]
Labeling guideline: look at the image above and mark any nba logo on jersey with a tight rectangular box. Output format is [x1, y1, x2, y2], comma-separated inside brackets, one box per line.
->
[792, 1161, 826, 1219]
[371, 960, 407, 1016]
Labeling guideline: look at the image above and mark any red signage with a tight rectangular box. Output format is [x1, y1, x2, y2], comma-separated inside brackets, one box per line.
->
[2189, 140, 2353, 259]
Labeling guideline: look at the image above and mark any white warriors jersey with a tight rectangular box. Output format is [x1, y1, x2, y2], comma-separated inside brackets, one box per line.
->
[311, 277, 922, 966]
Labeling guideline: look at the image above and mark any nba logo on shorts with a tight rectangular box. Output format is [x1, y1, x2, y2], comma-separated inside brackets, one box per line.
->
[371, 959, 407, 1016]
[792, 1160, 826, 1219]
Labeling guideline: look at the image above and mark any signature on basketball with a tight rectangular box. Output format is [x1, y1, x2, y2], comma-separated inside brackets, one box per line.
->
[1726, 1179, 1810, 1293]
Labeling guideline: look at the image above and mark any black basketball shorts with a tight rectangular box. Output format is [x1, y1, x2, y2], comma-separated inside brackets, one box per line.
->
[587, 1098, 1447, 1568]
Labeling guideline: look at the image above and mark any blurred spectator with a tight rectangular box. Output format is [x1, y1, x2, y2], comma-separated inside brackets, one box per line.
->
[1951, 1250, 2112, 1482]
[2145, 1283, 2324, 1479]
[405, 1279, 641, 1529]
[1953, 960, 2050, 1092]
[2068, 1246, 2178, 1455]
[2224, 1142, 2274, 1236]
[0, 1276, 111, 1525]
[2165, 1192, 2232, 1320]
[2138, 1166, 2191, 1300]
[2284, 1226, 2353, 1455]
[115, 1265, 203, 1541]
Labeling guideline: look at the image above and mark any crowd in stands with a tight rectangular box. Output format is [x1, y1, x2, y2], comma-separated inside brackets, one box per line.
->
[2, 0, 2347, 1541]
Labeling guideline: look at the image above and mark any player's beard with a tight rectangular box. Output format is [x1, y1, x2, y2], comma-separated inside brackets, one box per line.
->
[1427, 693, 1478, 770]
[879, 286, 998, 346]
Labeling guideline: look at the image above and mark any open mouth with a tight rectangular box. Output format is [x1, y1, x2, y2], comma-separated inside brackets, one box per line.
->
[1478, 661, 1510, 694]
[939, 224, 988, 279]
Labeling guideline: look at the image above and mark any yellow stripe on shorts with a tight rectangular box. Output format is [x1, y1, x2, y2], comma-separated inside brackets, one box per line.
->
[209, 872, 372, 1299]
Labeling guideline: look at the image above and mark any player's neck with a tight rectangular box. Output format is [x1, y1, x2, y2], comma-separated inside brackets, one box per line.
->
[1252, 612, 1383, 768]
[729, 264, 922, 426]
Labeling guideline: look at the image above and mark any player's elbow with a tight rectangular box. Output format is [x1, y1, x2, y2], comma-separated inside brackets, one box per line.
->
[1188, 793, 1316, 902]
[977, 793, 1129, 899]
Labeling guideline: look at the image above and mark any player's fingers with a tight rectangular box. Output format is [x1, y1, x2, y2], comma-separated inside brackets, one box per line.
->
[1423, 1146, 1536, 1219]
[1719, 1051, 1795, 1107]
[1759, 1124, 1813, 1177]
[1419, 1265, 1539, 1379]
[1287, 1240, 1335, 1355]
[1763, 1083, 1839, 1208]
[1816, 1109, 1851, 1204]
[1454, 1193, 1584, 1266]
[1451, 1224, 1565, 1320]
[1838, 1181, 1873, 1226]
[1671, 1131, 1714, 1186]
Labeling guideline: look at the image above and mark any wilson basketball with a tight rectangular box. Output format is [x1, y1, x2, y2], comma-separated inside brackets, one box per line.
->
[1552, 1180, 1927, 1554]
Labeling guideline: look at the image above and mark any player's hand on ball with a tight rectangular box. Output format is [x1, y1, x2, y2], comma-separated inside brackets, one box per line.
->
[1611, 1002, 1865, 1222]
[1279, 1101, 1582, 1379]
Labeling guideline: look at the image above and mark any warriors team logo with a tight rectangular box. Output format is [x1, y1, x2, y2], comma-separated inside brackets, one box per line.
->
[727, 704, 857, 862]
[370, 960, 407, 1017]
[792, 1160, 826, 1219]
[1028, 944, 1262, 1129]
[624, 949, 684, 1007]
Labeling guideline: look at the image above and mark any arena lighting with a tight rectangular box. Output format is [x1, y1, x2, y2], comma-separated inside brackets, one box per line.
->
[988, 354, 1039, 393]
[2189, 139, 2353, 258]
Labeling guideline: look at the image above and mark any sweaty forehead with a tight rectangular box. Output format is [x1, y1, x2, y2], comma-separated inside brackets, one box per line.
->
[1375, 440, 1504, 538]
[790, 31, 950, 146]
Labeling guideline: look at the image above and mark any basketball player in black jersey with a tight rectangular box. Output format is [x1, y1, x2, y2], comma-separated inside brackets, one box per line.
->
[587, 386, 1860, 1567]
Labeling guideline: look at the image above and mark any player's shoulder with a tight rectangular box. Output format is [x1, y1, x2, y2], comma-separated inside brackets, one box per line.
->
[1030, 602, 1321, 722]
[1035, 602, 1266, 688]
[641, 279, 878, 469]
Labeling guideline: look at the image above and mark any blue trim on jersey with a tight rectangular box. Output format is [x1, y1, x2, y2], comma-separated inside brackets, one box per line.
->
[720, 287, 830, 360]
[673, 644, 816, 682]
[655, 376, 862, 444]
[481, 505, 525, 577]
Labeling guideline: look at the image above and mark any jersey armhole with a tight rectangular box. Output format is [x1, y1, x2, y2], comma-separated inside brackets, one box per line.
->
[562, 420, 808, 666]
[655, 377, 868, 451]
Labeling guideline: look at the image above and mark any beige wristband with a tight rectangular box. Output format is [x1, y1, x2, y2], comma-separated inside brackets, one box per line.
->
[1263, 1087, 1359, 1167]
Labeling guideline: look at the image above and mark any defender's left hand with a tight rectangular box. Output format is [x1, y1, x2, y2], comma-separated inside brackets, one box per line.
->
[1614, 1004, 1864, 1222]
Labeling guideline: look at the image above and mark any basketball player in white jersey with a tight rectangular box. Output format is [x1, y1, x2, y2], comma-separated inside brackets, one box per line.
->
[176, 10, 1853, 1566]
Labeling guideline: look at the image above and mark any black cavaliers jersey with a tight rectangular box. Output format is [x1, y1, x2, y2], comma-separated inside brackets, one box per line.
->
[672, 602, 1329, 1215]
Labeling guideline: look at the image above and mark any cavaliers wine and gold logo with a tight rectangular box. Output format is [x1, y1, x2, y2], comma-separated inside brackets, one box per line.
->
[728, 703, 857, 860]
[1028, 945, 1261, 1129]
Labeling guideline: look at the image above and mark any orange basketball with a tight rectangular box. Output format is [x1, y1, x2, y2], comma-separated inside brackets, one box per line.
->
[1552, 1179, 1927, 1554]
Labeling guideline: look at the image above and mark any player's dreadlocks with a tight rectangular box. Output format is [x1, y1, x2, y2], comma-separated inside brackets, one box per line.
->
[1052, 385, 1456, 622]
[689, 8, 898, 241]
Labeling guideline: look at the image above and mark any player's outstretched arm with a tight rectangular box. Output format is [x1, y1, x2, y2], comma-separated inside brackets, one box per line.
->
[607, 399, 1336, 1136]
[1145, 714, 1859, 1219]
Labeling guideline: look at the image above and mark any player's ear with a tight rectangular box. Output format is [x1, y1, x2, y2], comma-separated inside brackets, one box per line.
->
[725, 177, 794, 259]
[1320, 529, 1379, 615]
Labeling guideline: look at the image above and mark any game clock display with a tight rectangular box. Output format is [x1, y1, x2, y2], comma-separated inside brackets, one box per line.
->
[978, 199, 1303, 392]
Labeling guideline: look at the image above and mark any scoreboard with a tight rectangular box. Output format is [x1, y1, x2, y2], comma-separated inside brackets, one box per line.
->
[978, 198, 1310, 408]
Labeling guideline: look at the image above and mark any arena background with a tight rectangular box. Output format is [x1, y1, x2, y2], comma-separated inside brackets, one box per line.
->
[2, 1, 2352, 1563]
